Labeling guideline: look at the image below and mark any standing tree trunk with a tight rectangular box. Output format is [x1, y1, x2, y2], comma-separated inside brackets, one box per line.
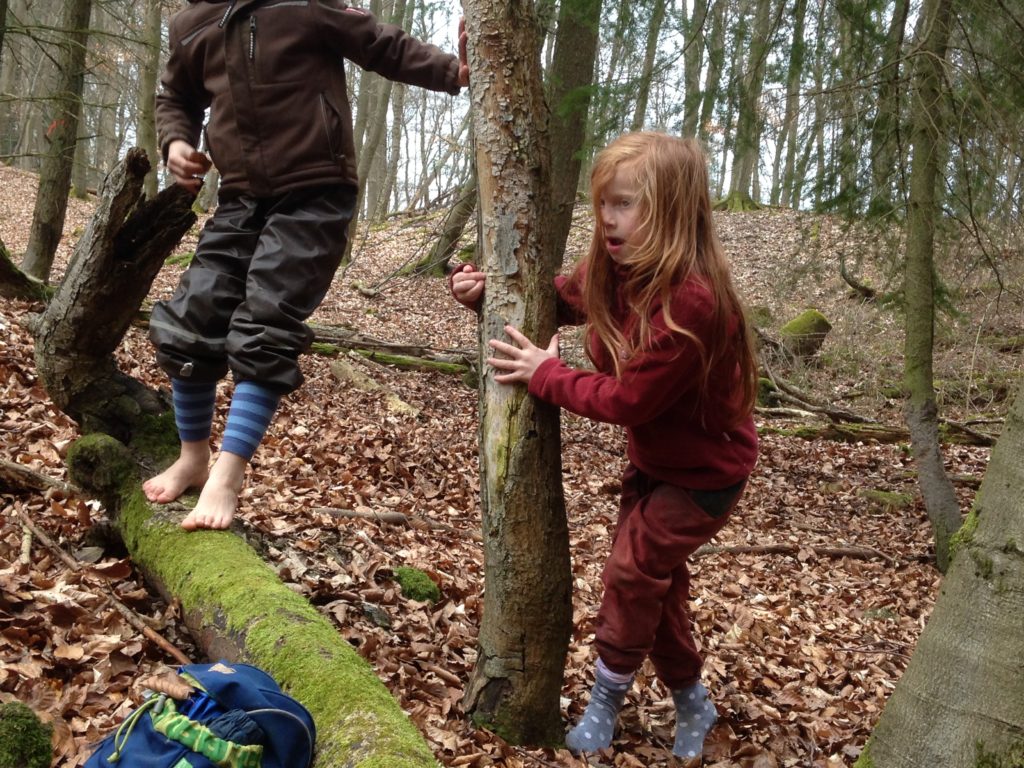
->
[901, 0, 960, 572]
[138, 0, 162, 198]
[680, 0, 710, 138]
[771, 0, 807, 206]
[629, 0, 667, 131]
[0, 0, 8, 68]
[858, 378, 1024, 767]
[697, 0, 727, 146]
[868, 0, 911, 217]
[725, 0, 775, 208]
[411, 172, 477, 277]
[21, 0, 93, 282]
[546, 0, 602, 264]
[461, 0, 572, 745]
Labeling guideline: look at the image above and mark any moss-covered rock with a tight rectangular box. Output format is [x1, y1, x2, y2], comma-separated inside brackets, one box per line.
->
[0, 702, 52, 768]
[394, 567, 441, 603]
[779, 308, 832, 359]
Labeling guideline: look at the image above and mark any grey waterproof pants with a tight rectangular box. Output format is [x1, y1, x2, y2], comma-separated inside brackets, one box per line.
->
[150, 185, 356, 393]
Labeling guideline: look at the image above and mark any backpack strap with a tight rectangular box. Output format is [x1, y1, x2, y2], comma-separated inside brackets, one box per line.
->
[150, 699, 263, 768]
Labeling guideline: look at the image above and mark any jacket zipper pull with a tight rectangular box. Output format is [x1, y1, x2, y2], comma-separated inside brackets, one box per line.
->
[218, 0, 237, 27]
[249, 16, 256, 61]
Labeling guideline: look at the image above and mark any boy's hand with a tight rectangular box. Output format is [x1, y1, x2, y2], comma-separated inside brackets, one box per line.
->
[167, 140, 212, 194]
[487, 325, 559, 385]
[457, 17, 469, 87]
[451, 263, 485, 307]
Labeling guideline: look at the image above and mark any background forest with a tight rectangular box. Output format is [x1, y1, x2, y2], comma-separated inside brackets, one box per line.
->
[1, 0, 1023, 766]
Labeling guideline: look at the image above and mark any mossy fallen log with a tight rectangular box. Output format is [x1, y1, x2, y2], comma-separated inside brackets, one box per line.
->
[66, 433, 440, 768]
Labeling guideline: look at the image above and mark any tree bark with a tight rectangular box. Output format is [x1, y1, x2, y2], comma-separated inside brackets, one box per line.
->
[33, 148, 195, 440]
[410, 173, 477, 277]
[901, 0, 960, 573]
[680, 0, 709, 138]
[867, 0, 910, 217]
[859, 379, 1024, 767]
[546, 0, 602, 265]
[772, 0, 807, 206]
[1, 239, 49, 301]
[21, 0, 93, 282]
[461, 0, 572, 745]
[629, 0, 667, 131]
[138, 0, 162, 199]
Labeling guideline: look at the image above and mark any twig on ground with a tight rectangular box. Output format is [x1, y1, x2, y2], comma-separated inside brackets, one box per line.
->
[13, 506, 192, 666]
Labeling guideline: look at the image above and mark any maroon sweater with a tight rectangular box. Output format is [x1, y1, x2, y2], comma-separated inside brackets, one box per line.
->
[530, 272, 757, 490]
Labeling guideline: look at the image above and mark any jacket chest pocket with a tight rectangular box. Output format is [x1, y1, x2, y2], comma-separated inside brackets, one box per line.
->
[243, 2, 312, 85]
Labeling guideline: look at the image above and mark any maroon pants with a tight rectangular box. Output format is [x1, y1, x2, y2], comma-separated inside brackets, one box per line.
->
[595, 465, 742, 690]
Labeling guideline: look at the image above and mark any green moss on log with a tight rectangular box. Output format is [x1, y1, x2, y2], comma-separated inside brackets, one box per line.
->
[310, 343, 341, 357]
[115, 486, 438, 767]
[66, 434, 138, 503]
[757, 377, 779, 407]
[354, 349, 467, 375]
[394, 567, 441, 603]
[0, 702, 52, 768]
[128, 411, 181, 468]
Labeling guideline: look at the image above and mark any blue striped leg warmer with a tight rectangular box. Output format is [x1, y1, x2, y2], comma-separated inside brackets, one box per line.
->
[219, 381, 280, 462]
[172, 379, 217, 443]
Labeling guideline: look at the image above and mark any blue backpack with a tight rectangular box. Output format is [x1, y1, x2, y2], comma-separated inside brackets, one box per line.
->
[84, 662, 315, 768]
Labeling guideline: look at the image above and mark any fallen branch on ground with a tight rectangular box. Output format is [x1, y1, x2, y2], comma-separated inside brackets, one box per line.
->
[14, 505, 193, 666]
[0, 458, 80, 497]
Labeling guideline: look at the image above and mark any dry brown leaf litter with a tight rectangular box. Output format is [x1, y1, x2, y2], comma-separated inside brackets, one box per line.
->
[0, 163, 1010, 767]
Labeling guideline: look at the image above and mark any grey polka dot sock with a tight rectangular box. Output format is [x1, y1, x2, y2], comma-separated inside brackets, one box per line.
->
[672, 681, 717, 760]
[565, 668, 632, 753]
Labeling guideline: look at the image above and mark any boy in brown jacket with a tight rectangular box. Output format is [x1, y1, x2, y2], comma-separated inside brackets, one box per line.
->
[145, 0, 468, 531]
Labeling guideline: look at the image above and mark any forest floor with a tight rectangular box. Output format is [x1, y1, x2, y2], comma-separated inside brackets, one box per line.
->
[2, 163, 1022, 768]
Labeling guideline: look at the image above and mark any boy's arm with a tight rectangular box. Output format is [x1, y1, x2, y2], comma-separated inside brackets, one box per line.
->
[155, 19, 208, 165]
[318, 1, 464, 94]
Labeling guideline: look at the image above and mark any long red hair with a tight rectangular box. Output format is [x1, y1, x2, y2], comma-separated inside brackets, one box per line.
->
[577, 132, 757, 421]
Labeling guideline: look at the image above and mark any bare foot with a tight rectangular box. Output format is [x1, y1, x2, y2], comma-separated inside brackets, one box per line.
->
[143, 442, 211, 503]
[180, 452, 248, 531]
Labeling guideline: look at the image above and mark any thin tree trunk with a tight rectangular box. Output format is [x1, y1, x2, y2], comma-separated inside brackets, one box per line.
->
[901, 0, 960, 572]
[411, 172, 476, 277]
[21, 0, 93, 282]
[772, 0, 807, 206]
[868, 0, 910, 217]
[546, 0, 602, 264]
[697, 0, 727, 145]
[461, 0, 572, 744]
[138, 0, 162, 198]
[680, 0, 710, 138]
[727, 0, 775, 205]
[630, 0, 667, 131]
